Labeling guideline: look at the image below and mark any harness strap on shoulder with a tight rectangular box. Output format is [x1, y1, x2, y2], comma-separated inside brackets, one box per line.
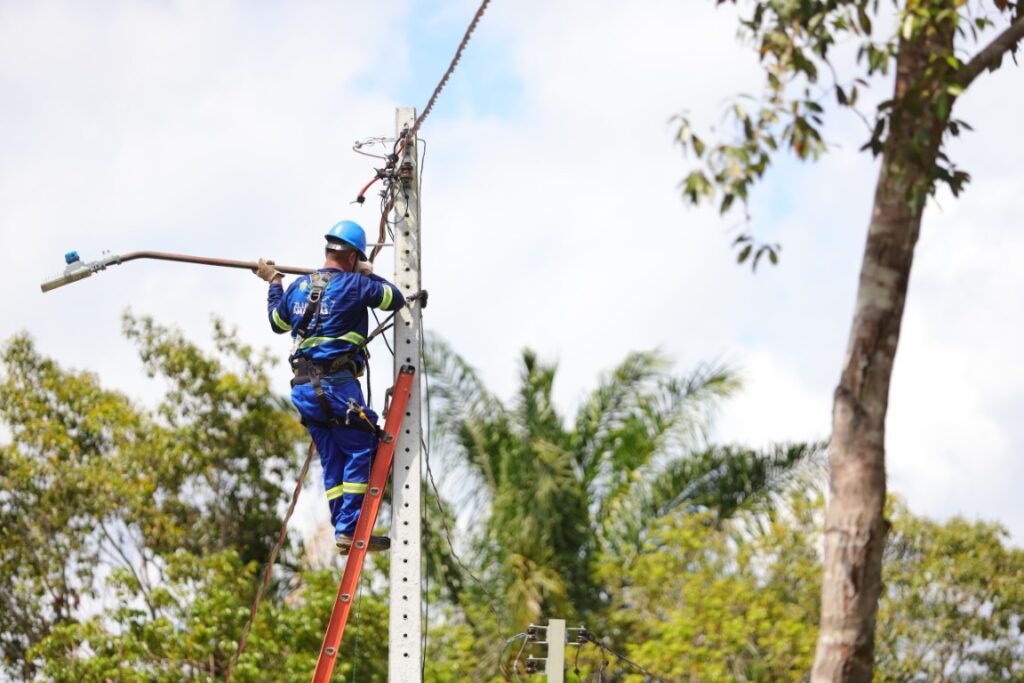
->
[292, 271, 335, 354]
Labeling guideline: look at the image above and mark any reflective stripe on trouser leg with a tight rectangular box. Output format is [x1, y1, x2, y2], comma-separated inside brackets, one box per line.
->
[325, 481, 369, 500]
[292, 380, 379, 536]
[305, 422, 375, 536]
[330, 421, 377, 535]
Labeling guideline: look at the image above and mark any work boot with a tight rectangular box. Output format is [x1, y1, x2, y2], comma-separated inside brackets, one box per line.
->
[336, 533, 391, 555]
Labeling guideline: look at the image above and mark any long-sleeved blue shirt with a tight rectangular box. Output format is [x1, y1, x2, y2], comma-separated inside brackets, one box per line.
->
[267, 268, 405, 365]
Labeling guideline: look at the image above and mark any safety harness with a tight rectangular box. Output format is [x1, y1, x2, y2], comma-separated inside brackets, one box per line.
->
[289, 271, 379, 435]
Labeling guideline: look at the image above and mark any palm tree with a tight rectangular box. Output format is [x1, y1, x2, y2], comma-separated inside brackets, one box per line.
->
[423, 336, 819, 630]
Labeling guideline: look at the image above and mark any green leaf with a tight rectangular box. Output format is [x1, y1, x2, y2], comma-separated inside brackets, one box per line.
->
[753, 246, 767, 270]
[692, 135, 706, 157]
[737, 244, 753, 263]
[720, 193, 735, 214]
[858, 6, 872, 34]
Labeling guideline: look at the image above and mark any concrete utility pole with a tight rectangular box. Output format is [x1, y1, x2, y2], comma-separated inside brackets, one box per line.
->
[545, 619, 566, 683]
[389, 106, 423, 681]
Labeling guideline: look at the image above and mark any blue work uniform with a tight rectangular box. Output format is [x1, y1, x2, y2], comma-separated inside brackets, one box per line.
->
[266, 268, 405, 536]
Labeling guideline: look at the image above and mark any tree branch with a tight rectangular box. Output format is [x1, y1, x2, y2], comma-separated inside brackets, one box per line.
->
[958, 15, 1024, 88]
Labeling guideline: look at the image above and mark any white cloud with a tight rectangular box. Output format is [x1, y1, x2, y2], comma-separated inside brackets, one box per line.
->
[2, 0, 1022, 544]
[716, 349, 831, 447]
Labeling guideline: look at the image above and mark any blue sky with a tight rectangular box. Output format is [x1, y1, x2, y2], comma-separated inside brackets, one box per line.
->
[2, 0, 1022, 545]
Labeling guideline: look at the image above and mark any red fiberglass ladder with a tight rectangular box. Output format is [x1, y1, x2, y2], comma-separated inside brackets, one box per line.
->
[310, 364, 416, 682]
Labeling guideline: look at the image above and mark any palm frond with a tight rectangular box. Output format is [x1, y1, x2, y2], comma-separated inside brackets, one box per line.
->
[585, 361, 741, 510]
[571, 350, 667, 480]
[424, 334, 502, 438]
[424, 334, 511, 495]
[514, 349, 564, 446]
[601, 442, 825, 554]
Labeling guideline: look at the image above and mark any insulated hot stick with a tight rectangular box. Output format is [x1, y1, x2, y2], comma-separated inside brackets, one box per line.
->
[39, 248, 389, 293]
[40, 250, 315, 293]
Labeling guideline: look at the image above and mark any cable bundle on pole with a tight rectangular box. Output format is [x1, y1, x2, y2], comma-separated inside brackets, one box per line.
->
[407, 0, 492, 140]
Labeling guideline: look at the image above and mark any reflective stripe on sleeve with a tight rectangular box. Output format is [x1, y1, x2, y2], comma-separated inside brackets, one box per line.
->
[379, 285, 394, 310]
[272, 309, 290, 332]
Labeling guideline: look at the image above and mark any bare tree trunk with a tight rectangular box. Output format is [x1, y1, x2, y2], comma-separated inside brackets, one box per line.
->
[811, 9, 954, 681]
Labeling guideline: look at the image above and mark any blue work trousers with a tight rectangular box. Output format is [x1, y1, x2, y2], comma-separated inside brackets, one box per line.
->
[291, 373, 379, 536]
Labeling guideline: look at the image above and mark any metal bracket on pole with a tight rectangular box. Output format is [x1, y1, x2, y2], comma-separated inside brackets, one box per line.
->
[389, 107, 423, 682]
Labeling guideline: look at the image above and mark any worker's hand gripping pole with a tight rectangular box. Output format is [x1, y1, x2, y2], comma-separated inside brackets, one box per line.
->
[311, 365, 417, 683]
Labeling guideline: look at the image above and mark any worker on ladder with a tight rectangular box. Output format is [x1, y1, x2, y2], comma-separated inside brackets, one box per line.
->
[254, 219, 405, 554]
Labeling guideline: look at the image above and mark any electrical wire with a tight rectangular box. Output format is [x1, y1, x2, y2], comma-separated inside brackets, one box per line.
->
[573, 639, 584, 680]
[580, 632, 667, 682]
[371, 308, 396, 358]
[510, 632, 530, 682]
[352, 136, 395, 160]
[230, 0, 493, 667]
[419, 313, 506, 633]
[401, 109, 506, 639]
[407, 0, 493, 140]
[224, 440, 318, 682]
[497, 633, 529, 680]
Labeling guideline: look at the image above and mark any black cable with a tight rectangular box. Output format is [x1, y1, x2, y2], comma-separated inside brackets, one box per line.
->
[581, 633, 667, 682]
[224, 441, 318, 681]
[417, 137, 428, 197]
[371, 308, 396, 358]
[510, 633, 530, 682]
[352, 136, 394, 160]
[422, 483, 428, 680]
[497, 633, 528, 681]
[419, 313, 506, 632]
[419, 311, 429, 679]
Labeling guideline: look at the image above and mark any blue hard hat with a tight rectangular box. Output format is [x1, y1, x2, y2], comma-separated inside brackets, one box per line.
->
[324, 219, 367, 260]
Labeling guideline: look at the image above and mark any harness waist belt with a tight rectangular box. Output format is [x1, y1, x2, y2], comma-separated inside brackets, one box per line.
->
[289, 355, 363, 387]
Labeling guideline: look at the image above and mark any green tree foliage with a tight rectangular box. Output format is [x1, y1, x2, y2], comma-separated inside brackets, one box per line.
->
[601, 492, 1024, 682]
[1, 332, 152, 675]
[876, 499, 1024, 681]
[604, 493, 824, 681]
[0, 316, 391, 679]
[29, 553, 387, 682]
[423, 337, 820, 651]
[678, 0, 1024, 265]
[679, 5, 1024, 678]
[5, 321, 1020, 681]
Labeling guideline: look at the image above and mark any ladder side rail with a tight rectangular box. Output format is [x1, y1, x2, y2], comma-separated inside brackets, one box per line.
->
[311, 366, 417, 683]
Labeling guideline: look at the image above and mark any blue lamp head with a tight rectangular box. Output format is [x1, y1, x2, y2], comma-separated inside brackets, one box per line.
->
[65, 251, 80, 265]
